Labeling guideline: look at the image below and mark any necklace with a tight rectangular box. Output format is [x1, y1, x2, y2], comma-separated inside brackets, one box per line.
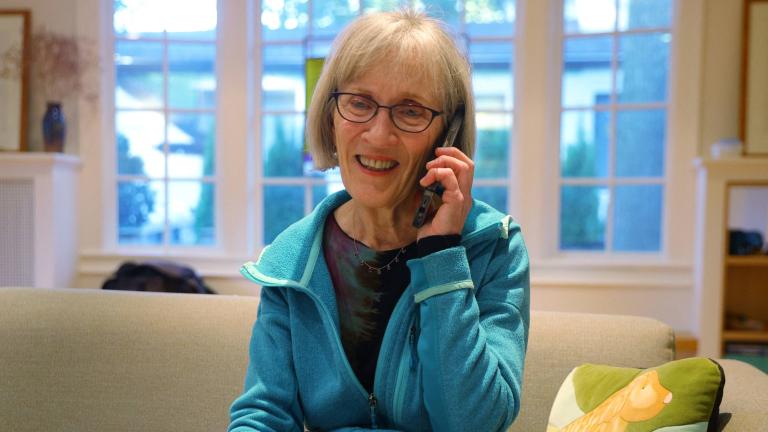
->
[350, 210, 408, 275]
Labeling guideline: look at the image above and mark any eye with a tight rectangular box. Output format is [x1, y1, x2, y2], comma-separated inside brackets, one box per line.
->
[346, 95, 374, 112]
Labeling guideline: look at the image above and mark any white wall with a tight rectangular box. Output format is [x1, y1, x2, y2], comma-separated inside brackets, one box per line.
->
[0, 0, 751, 336]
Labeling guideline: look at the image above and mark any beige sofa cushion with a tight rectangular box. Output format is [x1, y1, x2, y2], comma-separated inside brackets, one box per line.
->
[0, 288, 258, 432]
[510, 311, 675, 432]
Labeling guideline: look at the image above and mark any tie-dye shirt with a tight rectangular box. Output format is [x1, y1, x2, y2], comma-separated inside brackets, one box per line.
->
[323, 214, 417, 393]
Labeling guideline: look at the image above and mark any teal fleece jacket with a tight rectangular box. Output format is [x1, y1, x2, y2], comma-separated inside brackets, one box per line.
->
[229, 191, 530, 432]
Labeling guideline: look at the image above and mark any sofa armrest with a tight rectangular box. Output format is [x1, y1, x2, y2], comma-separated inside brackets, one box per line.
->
[718, 359, 768, 430]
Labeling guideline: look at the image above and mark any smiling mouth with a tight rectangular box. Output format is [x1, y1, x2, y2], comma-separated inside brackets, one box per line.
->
[356, 155, 399, 172]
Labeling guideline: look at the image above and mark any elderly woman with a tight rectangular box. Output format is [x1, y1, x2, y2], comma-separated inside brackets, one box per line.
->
[229, 9, 529, 432]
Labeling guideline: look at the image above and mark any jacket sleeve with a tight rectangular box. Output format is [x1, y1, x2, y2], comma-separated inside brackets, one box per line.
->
[406, 223, 530, 432]
[228, 286, 304, 432]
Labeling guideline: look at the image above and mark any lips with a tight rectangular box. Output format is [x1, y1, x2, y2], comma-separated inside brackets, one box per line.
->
[356, 155, 399, 172]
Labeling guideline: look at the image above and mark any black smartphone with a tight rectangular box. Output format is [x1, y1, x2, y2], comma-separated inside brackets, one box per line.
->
[412, 105, 465, 228]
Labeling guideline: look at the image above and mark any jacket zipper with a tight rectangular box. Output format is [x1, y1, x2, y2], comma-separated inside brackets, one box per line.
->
[369, 393, 378, 429]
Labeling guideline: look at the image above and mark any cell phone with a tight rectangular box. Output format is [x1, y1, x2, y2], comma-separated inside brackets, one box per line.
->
[412, 105, 465, 228]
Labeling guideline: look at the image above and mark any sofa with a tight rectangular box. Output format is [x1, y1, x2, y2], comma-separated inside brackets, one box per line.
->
[0, 287, 765, 431]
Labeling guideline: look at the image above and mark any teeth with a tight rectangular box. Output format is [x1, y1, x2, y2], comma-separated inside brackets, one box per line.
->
[359, 156, 397, 170]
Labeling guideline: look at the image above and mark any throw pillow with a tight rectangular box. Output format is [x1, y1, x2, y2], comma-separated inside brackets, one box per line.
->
[547, 357, 725, 432]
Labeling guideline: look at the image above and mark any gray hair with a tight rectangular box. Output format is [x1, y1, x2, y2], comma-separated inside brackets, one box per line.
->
[306, 9, 476, 170]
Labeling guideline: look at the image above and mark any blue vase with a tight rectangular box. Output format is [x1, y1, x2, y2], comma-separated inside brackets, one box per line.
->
[42, 102, 66, 152]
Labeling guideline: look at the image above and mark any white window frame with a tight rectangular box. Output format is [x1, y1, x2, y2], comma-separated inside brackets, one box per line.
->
[78, 0, 702, 290]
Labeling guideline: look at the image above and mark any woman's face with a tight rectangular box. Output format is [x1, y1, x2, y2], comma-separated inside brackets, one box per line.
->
[333, 63, 444, 212]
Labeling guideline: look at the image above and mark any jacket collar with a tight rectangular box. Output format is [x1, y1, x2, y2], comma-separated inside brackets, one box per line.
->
[242, 190, 513, 289]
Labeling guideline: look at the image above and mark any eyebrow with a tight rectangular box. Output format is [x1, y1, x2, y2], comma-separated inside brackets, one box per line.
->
[344, 87, 436, 107]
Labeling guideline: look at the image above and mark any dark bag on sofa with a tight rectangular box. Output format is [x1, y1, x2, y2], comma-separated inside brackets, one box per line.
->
[102, 260, 215, 294]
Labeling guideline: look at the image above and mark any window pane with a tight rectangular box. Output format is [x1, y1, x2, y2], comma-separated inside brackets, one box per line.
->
[115, 41, 163, 109]
[312, 182, 345, 208]
[475, 112, 511, 178]
[116, 111, 165, 178]
[312, 0, 360, 37]
[466, 0, 516, 37]
[114, 0, 164, 38]
[618, 0, 672, 31]
[168, 113, 215, 178]
[114, 0, 217, 40]
[262, 45, 305, 112]
[263, 114, 305, 177]
[472, 186, 507, 213]
[562, 36, 612, 107]
[616, 109, 665, 177]
[560, 110, 610, 178]
[169, 181, 215, 245]
[471, 42, 514, 111]
[364, 0, 402, 13]
[560, 185, 608, 250]
[617, 33, 670, 104]
[613, 184, 662, 251]
[118, 180, 163, 244]
[261, 0, 308, 41]
[169, 43, 216, 109]
[264, 185, 304, 244]
[165, 0, 217, 40]
[564, 0, 616, 33]
[414, 0, 461, 28]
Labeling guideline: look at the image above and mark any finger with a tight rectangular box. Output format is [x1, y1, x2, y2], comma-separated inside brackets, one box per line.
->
[420, 167, 460, 192]
[426, 155, 470, 175]
[435, 147, 475, 172]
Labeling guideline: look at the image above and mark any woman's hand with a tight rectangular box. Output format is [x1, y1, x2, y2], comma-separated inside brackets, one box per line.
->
[416, 146, 475, 239]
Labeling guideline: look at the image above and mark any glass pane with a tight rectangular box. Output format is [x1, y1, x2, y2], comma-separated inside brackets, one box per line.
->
[466, 0, 516, 37]
[263, 114, 305, 177]
[472, 186, 507, 213]
[562, 36, 613, 107]
[114, 0, 164, 38]
[618, 0, 672, 31]
[613, 184, 662, 251]
[560, 110, 610, 178]
[475, 112, 511, 178]
[312, 0, 360, 37]
[264, 185, 304, 244]
[169, 43, 216, 109]
[564, 0, 617, 33]
[414, 0, 461, 29]
[116, 111, 166, 178]
[312, 182, 345, 208]
[261, 0, 308, 41]
[560, 185, 608, 250]
[471, 42, 514, 111]
[616, 109, 666, 177]
[165, 0, 217, 40]
[168, 113, 215, 178]
[617, 33, 670, 104]
[169, 181, 215, 245]
[262, 45, 305, 112]
[115, 41, 163, 109]
[114, 0, 217, 39]
[364, 0, 401, 13]
[118, 180, 163, 244]
[307, 40, 333, 59]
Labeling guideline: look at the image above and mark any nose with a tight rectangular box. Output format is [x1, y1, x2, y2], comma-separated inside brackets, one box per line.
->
[364, 107, 398, 143]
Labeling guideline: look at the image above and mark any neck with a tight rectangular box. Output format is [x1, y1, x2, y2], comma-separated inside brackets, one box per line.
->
[335, 198, 419, 251]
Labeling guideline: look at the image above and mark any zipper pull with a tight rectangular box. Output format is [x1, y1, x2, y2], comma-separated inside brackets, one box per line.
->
[368, 393, 378, 429]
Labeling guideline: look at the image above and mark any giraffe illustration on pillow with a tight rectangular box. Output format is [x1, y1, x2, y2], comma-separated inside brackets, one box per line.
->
[559, 370, 673, 432]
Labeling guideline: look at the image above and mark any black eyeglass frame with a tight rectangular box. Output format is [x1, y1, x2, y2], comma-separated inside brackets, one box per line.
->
[330, 92, 444, 133]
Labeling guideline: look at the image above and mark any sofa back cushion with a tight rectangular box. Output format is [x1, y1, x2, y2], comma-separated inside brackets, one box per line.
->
[509, 311, 675, 432]
[0, 287, 258, 432]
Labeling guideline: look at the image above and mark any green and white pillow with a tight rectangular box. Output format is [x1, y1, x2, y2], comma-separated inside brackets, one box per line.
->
[547, 357, 725, 432]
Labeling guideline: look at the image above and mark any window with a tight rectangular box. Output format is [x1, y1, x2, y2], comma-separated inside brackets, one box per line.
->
[558, 0, 672, 252]
[259, 0, 517, 245]
[113, 0, 217, 246]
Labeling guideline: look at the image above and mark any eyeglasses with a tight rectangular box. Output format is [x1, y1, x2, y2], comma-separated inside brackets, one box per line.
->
[331, 92, 443, 133]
